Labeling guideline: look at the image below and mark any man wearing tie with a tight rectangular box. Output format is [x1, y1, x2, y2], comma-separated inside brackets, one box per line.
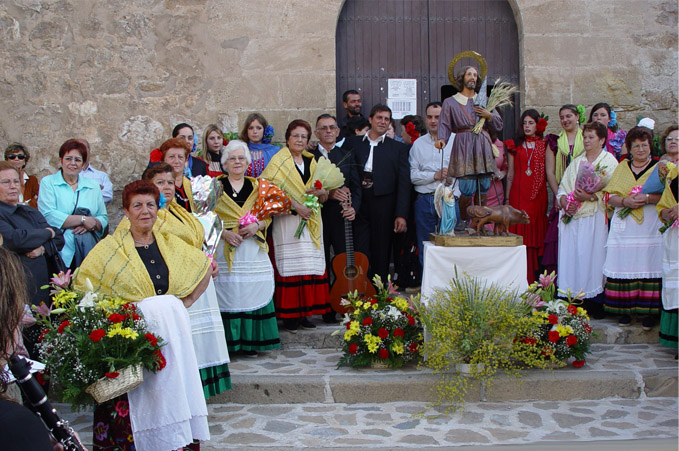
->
[343, 104, 411, 282]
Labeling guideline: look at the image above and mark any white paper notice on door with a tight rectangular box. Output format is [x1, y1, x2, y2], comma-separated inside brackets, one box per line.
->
[387, 78, 417, 119]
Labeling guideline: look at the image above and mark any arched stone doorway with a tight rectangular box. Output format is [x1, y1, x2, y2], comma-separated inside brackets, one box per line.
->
[336, 0, 520, 138]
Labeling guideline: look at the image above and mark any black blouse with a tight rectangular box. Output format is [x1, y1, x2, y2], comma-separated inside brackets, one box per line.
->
[175, 185, 192, 212]
[135, 241, 169, 295]
[295, 155, 313, 184]
[221, 178, 254, 208]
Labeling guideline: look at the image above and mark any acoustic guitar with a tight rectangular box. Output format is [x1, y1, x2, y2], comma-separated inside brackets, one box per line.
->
[329, 198, 375, 314]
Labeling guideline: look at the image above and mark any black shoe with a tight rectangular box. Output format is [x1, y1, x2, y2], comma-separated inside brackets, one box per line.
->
[323, 312, 339, 324]
[641, 316, 656, 331]
[618, 315, 632, 327]
[242, 350, 258, 358]
[283, 319, 299, 333]
[300, 318, 317, 329]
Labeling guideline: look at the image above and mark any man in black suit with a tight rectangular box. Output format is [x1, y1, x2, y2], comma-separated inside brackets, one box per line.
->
[310, 114, 359, 322]
[343, 104, 411, 282]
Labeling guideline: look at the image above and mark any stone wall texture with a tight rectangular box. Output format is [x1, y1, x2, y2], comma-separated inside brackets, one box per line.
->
[0, 0, 676, 220]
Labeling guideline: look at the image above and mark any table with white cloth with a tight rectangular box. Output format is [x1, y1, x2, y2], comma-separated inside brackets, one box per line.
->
[421, 241, 528, 302]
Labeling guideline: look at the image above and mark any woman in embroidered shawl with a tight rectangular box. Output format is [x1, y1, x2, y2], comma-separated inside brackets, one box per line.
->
[213, 140, 281, 357]
[601, 127, 663, 329]
[140, 163, 231, 398]
[557, 122, 618, 319]
[240, 113, 280, 178]
[74, 181, 215, 451]
[505, 109, 552, 283]
[657, 165, 678, 351]
[260, 119, 331, 333]
[161, 137, 195, 212]
[543, 104, 585, 274]
[589, 102, 627, 160]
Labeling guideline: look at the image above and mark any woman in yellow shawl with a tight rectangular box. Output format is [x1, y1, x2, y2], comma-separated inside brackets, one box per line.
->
[602, 127, 663, 329]
[657, 164, 678, 351]
[140, 163, 231, 398]
[556, 122, 618, 320]
[73, 180, 215, 451]
[160, 137, 195, 212]
[543, 104, 586, 274]
[214, 140, 280, 357]
[260, 120, 331, 333]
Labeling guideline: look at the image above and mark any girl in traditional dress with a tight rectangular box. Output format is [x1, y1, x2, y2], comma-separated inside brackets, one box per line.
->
[260, 120, 331, 333]
[505, 109, 552, 283]
[202, 124, 227, 177]
[557, 122, 618, 319]
[214, 140, 281, 357]
[240, 113, 280, 178]
[589, 102, 627, 160]
[602, 127, 663, 329]
[543, 104, 585, 274]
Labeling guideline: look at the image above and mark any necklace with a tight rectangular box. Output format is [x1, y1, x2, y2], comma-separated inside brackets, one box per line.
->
[525, 141, 536, 176]
[65, 178, 78, 186]
[229, 178, 243, 197]
[631, 158, 650, 169]
[134, 238, 154, 249]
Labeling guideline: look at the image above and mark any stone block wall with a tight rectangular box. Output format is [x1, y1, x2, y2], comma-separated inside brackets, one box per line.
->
[0, 0, 676, 221]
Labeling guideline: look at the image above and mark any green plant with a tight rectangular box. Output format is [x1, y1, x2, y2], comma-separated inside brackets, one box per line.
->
[336, 275, 424, 368]
[419, 270, 547, 413]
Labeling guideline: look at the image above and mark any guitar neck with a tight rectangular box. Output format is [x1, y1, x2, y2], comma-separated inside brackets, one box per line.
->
[344, 219, 355, 268]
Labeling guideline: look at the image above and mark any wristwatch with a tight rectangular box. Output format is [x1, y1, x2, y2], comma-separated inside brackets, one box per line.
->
[81, 215, 86, 225]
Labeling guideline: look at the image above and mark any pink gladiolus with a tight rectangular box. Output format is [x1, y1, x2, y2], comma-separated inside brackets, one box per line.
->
[239, 211, 258, 227]
[50, 269, 73, 288]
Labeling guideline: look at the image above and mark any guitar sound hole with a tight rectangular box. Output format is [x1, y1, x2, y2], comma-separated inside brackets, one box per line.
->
[345, 266, 358, 278]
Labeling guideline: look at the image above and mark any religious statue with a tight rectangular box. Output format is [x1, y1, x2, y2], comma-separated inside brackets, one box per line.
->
[436, 51, 508, 232]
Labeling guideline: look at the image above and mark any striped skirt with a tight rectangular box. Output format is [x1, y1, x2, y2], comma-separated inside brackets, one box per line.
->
[659, 307, 678, 349]
[221, 300, 281, 352]
[199, 363, 231, 399]
[604, 277, 662, 315]
[273, 269, 330, 319]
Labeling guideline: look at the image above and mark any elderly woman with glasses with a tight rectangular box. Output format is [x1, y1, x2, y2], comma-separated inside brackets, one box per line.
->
[260, 120, 331, 333]
[4, 143, 39, 209]
[214, 140, 281, 357]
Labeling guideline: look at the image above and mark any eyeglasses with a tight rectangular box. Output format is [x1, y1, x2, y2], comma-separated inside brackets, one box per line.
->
[63, 156, 83, 163]
[666, 137, 679, 142]
[290, 134, 309, 140]
[317, 126, 337, 132]
[7, 154, 25, 160]
[0, 179, 20, 186]
[226, 156, 247, 162]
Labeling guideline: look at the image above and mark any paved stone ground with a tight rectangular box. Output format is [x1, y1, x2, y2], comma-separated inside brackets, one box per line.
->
[60, 397, 678, 449]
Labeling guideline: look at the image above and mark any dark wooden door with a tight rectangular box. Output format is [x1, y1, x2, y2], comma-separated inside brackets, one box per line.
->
[336, 0, 520, 138]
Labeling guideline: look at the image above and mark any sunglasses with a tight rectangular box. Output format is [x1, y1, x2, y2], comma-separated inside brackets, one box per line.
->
[7, 154, 26, 160]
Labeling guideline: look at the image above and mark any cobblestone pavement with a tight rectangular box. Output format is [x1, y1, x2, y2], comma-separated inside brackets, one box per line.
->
[60, 397, 678, 449]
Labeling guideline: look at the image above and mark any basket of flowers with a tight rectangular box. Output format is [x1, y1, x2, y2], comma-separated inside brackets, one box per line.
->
[336, 275, 424, 369]
[33, 271, 167, 409]
[521, 271, 596, 367]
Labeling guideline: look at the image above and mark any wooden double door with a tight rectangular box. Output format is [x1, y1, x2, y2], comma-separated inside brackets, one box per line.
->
[336, 0, 520, 138]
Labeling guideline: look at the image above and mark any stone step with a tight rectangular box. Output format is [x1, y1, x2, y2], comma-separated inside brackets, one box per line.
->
[214, 344, 678, 405]
[278, 317, 664, 350]
[60, 397, 678, 450]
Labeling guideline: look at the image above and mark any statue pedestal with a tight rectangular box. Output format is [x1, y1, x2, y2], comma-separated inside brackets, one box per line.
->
[421, 241, 527, 302]
[429, 232, 522, 247]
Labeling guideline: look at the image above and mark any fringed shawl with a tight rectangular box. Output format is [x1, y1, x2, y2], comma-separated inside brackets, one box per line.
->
[214, 177, 269, 272]
[604, 160, 656, 224]
[260, 147, 322, 249]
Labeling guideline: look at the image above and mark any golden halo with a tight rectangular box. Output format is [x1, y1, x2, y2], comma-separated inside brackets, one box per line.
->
[447, 51, 487, 86]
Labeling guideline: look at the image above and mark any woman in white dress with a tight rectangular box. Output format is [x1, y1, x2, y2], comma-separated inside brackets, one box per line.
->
[557, 121, 618, 319]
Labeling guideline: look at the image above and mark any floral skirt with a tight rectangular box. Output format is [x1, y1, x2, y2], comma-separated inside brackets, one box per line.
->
[93, 394, 200, 451]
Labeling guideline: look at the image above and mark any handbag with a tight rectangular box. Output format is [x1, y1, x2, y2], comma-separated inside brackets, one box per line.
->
[70, 192, 101, 267]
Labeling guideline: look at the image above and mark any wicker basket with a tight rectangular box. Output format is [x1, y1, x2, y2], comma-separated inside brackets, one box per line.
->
[86, 364, 144, 404]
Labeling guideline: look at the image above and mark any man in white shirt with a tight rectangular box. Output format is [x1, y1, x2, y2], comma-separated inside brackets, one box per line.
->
[77, 139, 113, 204]
[409, 102, 458, 266]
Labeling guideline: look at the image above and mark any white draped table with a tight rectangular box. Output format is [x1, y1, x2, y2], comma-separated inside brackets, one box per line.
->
[421, 241, 528, 302]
